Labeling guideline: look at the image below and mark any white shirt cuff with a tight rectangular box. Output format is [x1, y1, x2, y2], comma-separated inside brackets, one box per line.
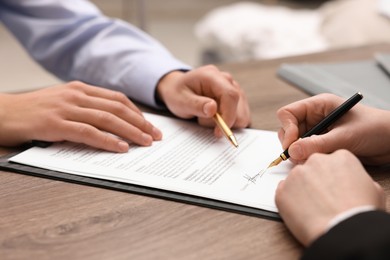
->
[326, 205, 377, 231]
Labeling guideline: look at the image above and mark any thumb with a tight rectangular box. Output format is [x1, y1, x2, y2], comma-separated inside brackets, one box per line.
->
[288, 131, 343, 161]
[173, 90, 218, 119]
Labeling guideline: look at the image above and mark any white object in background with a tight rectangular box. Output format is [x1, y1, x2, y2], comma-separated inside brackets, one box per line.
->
[378, 0, 390, 18]
[195, 2, 328, 62]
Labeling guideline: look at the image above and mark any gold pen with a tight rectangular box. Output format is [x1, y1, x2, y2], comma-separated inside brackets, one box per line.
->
[213, 113, 238, 148]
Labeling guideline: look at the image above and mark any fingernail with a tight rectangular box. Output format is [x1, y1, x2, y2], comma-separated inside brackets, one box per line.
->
[203, 102, 213, 116]
[142, 133, 153, 145]
[118, 141, 129, 152]
[152, 127, 162, 140]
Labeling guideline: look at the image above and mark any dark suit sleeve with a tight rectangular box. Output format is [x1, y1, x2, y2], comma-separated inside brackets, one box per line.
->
[302, 210, 390, 260]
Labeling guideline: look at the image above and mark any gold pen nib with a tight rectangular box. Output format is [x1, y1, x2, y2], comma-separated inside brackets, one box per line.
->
[229, 135, 239, 148]
[213, 113, 239, 148]
[268, 152, 288, 169]
[267, 156, 283, 169]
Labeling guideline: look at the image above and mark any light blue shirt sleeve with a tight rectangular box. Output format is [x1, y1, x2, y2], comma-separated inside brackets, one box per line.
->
[0, 0, 191, 108]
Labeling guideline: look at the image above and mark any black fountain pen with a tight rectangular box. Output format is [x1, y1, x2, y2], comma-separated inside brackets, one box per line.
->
[267, 92, 363, 168]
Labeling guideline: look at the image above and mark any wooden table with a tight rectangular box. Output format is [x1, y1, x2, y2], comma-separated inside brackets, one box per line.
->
[1, 44, 390, 260]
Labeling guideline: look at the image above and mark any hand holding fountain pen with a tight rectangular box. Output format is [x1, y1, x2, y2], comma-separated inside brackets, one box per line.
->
[267, 92, 363, 168]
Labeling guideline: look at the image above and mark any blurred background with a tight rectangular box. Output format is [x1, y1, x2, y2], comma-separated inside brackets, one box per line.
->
[1, 0, 389, 92]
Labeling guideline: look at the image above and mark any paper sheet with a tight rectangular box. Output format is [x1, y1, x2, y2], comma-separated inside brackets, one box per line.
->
[9, 113, 292, 212]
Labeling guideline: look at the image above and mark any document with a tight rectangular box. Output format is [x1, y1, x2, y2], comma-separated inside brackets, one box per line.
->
[9, 113, 292, 213]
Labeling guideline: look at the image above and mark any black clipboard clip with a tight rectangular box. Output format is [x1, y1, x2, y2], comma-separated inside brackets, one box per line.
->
[31, 140, 53, 148]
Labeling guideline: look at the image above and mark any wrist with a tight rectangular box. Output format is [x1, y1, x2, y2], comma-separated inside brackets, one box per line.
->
[326, 205, 377, 232]
[155, 70, 186, 106]
[302, 206, 377, 247]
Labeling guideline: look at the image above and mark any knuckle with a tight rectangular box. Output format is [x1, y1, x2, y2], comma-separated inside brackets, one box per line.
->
[110, 101, 127, 115]
[225, 88, 240, 102]
[223, 71, 233, 78]
[278, 128, 285, 139]
[111, 91, 128, 103]
[276, 107, 285, 118]
[58, 84, 87, 103]
[95, 111, 114, 123]
[100, 133, 115, 147]
[202, 64, 218, 72]
[198, 65, 219, 79]
[289, 165, 305, 179]
[306, 152, 330, 167]
[62, 89, 82, 103]
[66, 81, 85, 89]
[335, 149, 355, 162]
[45, 113, 63, 126]
[334, 149, 349, 156]
[141, 118, 153, 131]
[75, 124, 95, 137]
[307, 152, 323, 162]
[232, 80, 242, 90]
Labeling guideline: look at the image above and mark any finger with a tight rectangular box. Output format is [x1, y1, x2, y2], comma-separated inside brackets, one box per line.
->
[220, 71, 249, 127]
[288, 127, 352, 161]
[66, 107, 157, 146]
[231, 87, 251, 128]
[57, 121, 132, 153]
[74, 95, 162, 140]
[215, 84, 240, 128]
[193, 67, 241, 127]
[193, 77, 241, 128]
[221, 71, 234, 82]
[277, 94, 346, 148]
[276, 107, 301, 149]
[278, 128, 285, 144]
[68, 81, 143, 115]
[283, 123, 299, 150]
[171, 88, 219, 119]
[278, 94, 343, 128]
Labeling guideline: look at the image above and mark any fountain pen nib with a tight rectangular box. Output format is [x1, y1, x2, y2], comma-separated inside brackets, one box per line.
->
[267, 156, 283, 169]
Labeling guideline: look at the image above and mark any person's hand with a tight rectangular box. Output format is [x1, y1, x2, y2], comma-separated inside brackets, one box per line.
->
[277, 93, 390, 165]
[156, 65, 251, 137]
[275, 149, 386, 246]
[0, 81, 162, 152]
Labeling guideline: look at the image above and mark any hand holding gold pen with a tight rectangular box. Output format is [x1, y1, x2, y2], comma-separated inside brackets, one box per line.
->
[213, 113, 239, 148]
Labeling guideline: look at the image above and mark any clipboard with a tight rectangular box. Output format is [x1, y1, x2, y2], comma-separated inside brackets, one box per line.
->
[277, 57, 390, 110]
[0, 152, 281, 221]
[375, 52, 390, 76]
